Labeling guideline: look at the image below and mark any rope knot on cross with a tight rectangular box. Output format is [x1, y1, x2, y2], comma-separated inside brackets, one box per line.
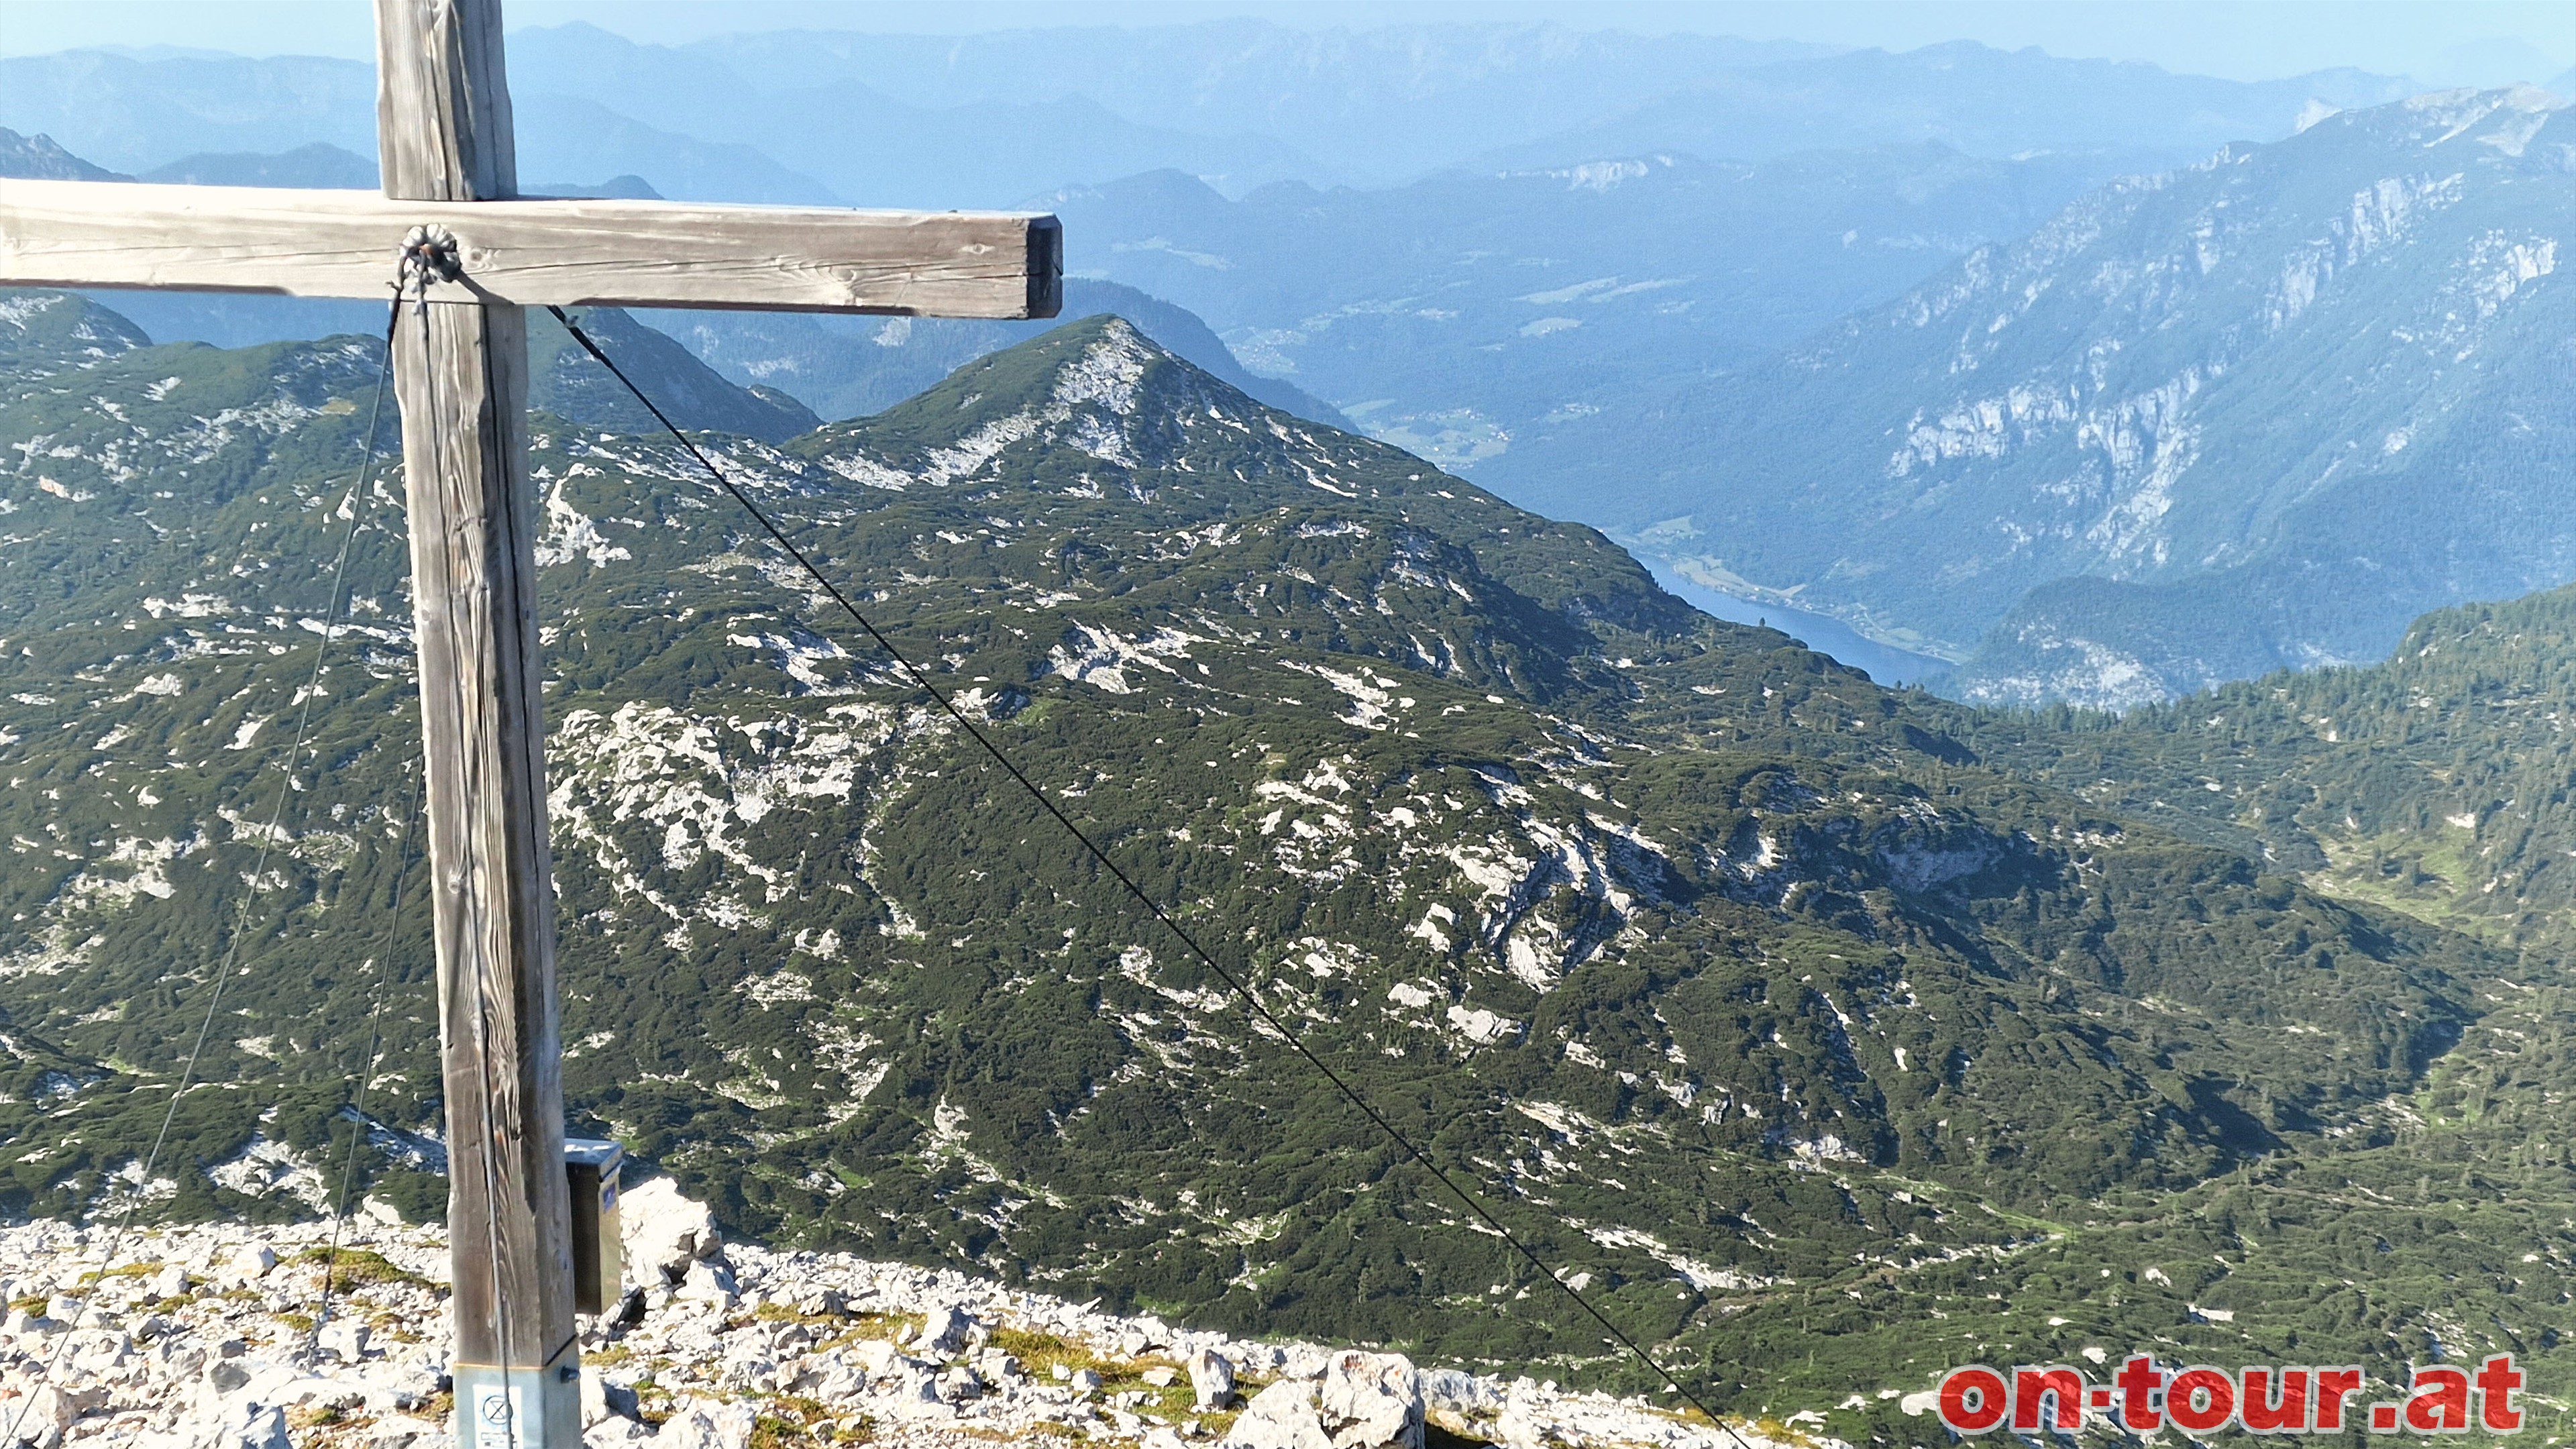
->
[398, 222, 464, 297]
[0, 2, 1059, 1444]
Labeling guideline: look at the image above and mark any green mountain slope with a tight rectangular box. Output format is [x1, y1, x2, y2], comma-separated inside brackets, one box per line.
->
[0, 294, 2569, 1434]
[1961, 581, 2576, 959]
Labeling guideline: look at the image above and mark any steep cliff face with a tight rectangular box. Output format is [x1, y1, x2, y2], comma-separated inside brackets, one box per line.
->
[1511, 89, 2575, 705]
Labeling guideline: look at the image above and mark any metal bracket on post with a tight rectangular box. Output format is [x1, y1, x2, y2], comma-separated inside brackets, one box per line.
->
[451, 1355, 581, 1449]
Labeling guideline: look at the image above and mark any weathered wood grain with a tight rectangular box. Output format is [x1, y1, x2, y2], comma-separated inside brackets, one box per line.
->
[376, 0, 515, 203]
[0, 178, 1065, 319]
[398, 298, 576, 1383]
[378, 3, 580, 1440]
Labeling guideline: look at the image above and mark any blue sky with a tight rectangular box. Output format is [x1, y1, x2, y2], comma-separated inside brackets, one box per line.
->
[4, 1, 2568, 87]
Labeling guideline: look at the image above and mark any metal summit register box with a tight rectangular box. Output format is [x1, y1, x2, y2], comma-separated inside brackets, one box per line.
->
[564, 1138, 625, 1315]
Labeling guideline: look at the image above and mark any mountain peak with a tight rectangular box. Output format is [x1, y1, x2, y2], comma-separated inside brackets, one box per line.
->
[0, 125, 127, 182]
[839, 313, 1273, 476]
[0, 290, 152, 369]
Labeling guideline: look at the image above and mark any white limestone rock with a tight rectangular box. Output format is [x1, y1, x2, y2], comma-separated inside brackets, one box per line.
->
[198, 1400, 291, 1449]
[366, 1414, 444, 1449]
[0, 1199, 1784, 1449]
[4, 1384, 89, 1449]
[315, 1318, 371, 1364]
[580, 1365, 641, 1427]
[1191, 1345, 1239, 1409]
[655, 1399, 759, 1449]
[908, 1304, 973, 1356]
[620, 1177, 723, 1287]
[1226, 1352, 1423, 1449]
[672, 1258, 738, 1312]
[1226, 1378, 1335, 1449]
[1321, 1351, 1428, 1448]
[222, 1244, 278, 1286]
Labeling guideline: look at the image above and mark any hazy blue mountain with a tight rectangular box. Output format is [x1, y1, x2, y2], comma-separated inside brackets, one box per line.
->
[139, 141, 375, 189]
[1044, 145, 2145, 472]
[1507, 89, 2574, 707]
[645, 278, 1348, 427]
[674, 25, 2412, 190]
[0, 47, 831, 207]
[24, 126, 684, 352]
[9, 123, 1305, 433]
[0, 125, 127, 181]
[0, 129, 380, 348]
[503, 23, 1326, 207]
[529, 305, 821, 442]
[127, 138, 654, 201]
[529, 173, 661, 200]
[0, 122, 811, 437]
[674, 20, 1838, 185]
[510, 93, 838, 205]
[0, 49, 376, 172]
[1484, 41, 2416, 173]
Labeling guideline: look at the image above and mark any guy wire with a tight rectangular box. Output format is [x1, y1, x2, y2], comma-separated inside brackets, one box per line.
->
[547, 305, 1751, 1438]
[312, 764, 426, 1344]
[3, 288, 404, 1446]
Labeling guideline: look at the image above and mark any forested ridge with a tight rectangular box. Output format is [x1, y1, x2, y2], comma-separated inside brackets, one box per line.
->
[0, 290, 2570, 1438]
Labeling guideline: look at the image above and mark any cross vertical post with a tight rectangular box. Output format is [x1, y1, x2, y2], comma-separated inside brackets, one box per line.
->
[374, 1, 577, 1444]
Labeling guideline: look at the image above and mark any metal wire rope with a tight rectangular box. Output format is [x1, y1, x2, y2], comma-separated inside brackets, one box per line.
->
[309, 765, 426, 1348]
[2, 286, 406, 1448]
[546, 305, 1754, 1440]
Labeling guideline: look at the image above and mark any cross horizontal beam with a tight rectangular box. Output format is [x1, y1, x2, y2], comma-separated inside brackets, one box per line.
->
[0, 178, 1062, 319]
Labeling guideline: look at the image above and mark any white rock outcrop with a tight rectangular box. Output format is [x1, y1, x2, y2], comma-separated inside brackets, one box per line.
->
[1224, 1350, 1425, 1449]
[619, 1177, 722, 1285]
[0, 1189, 1811, 1449]
[1191, 1344, 1238, 1409]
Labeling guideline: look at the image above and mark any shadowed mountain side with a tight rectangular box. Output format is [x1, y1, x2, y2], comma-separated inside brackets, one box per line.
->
[1511, 89, 2576, 706]
[530, 305, 821, 444]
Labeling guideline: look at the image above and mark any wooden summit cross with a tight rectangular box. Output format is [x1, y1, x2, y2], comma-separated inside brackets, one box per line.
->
[0, 1, 1060, 1443]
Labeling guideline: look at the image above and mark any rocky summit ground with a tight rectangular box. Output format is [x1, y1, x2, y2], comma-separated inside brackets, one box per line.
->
[0, 1181, 1799, 1449]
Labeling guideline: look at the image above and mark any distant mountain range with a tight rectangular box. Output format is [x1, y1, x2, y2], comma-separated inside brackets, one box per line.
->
[669, 21, 1837, 186]
[1506, 87, 2575, 707]
[1474, 40, 2416, 174]
[1042, 145, 2146, 472]
[9, 30, 2569, 708]
[0, 26, 2441, 207]
[0, 131, 1318, 426]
